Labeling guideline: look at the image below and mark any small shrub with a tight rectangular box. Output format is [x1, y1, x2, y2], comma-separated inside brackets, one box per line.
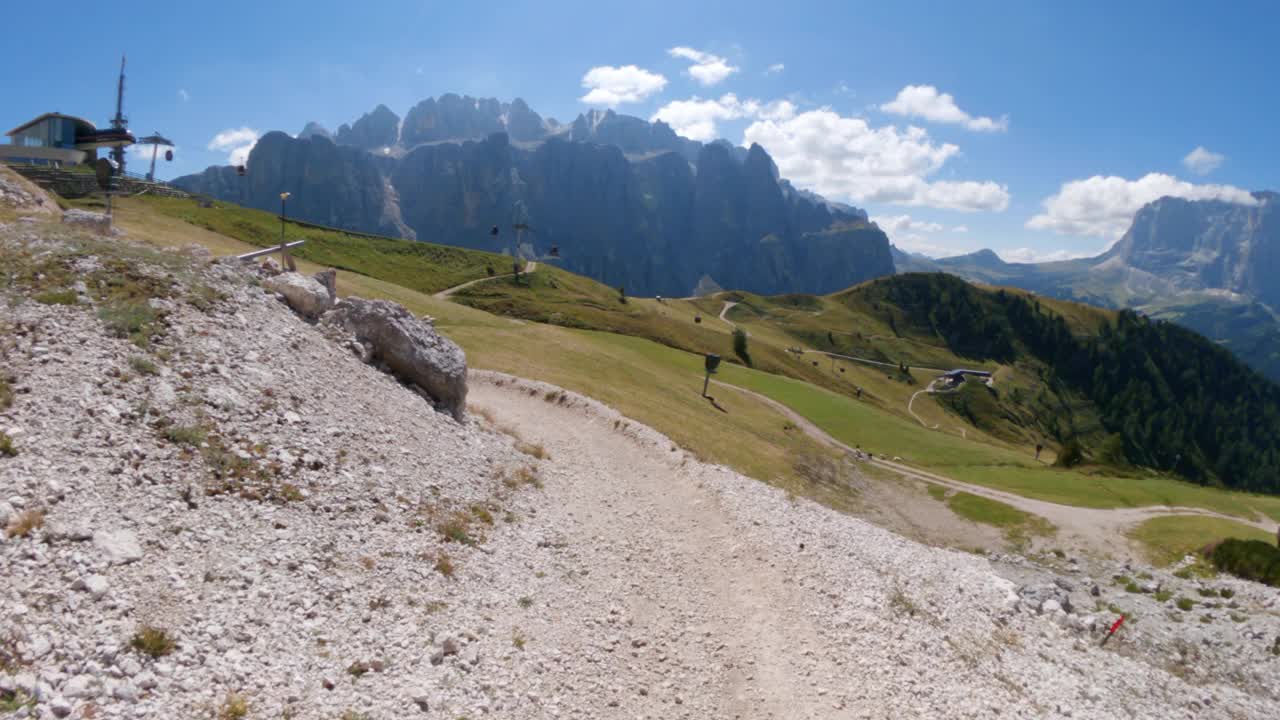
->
[1124, 582, 1141, 594]
[346, 661, 370, 678]
[0, 690, 35, 713]
[434, 552, 455, 578]
[34, 289, 78, 305]
[1208, 539, 1280, 587]
[888, 586, 919, 617]
[516, 441, 548, 460]
[518, 596, 533, 609]
[732, 327, 752, 367]
[0, 376, 12, 410]
[99, 301, 159, 347]
[1154, 589, 1173, 603]
[164, 424, 207, 446]
[1175, 597, 1196, 612]
[1220, 588, 1235, 599]
[512, 631, 527, 650]
[5, 509, 43, 538]
[130, 626, 176, 658]
[1054, 439, 1085, 468]
[217, 692, 248, 720]
[470, 504, 495, 525]
[0, 432, 16, 458]
[1196, 587, 1219, 598]
[514, 465, 542, 488]
[439, 512, 476, 546]
[129, 356, 159, 376]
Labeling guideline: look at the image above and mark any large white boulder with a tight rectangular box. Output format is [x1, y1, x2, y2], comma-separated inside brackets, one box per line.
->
[322, 297, 467, 421]
[264, 272, 333, 320]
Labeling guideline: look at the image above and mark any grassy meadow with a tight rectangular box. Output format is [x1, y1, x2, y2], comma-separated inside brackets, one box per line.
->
[86, 194, 1280, 537]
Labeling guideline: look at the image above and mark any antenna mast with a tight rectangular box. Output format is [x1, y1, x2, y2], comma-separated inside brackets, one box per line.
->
[111, 55, 128, 171]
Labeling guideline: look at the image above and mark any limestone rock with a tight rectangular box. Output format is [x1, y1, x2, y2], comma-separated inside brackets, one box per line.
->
[61, 209, 111, 233]
[264, 272, 332, 320]
[322, 297, 467, 420]
[72, 574, 110, 599]
[313, 268, 338, 304]
[93, 529, 143, 565]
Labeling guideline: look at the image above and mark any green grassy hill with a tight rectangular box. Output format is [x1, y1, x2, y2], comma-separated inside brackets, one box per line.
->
[129, 195, 507, 295]
[79, 194, 1280, 528]
[454, 260, 1280, 503]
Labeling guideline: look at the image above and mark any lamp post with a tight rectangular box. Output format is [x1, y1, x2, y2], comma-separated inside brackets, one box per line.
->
[278, 192, 294, 271]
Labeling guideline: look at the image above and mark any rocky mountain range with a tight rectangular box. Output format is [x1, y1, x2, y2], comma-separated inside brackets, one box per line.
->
[896, 191, 1280, 381]
[174, 95, 893, 297]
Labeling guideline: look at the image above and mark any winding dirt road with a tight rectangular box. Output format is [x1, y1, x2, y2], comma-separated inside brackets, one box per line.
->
[718, 300, 739, 326]
[711, 378, 1277, 558]
[433, 261, 537, 299]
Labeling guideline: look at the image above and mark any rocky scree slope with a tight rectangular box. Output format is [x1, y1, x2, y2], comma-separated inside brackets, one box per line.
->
[1, 215, 1279, 717]
[0, 221, 542, 718]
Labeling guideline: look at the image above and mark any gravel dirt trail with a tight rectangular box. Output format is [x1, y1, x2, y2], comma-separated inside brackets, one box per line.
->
[466, 372, 1280, 719]
[433, 261, 536, 299]
[468, 374, 851, 718]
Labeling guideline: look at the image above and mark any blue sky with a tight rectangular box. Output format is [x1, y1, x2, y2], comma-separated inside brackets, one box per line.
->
[6, 0, 1277, 260]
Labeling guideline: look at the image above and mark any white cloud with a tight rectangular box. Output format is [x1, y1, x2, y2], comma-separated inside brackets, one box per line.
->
[1027, 173, 1257, 238]
[766, 63, 785, 74]
[177, 88, 189, 102]
[743, 108, 1009, 212]
[651, 94, 758, 141]
[668, 47, 739, 86]
[651, 94, 796, 142]
[1182, 146, 1224, 176]
[1000, 247, 1098, 263]
[875, 215, 944, 236]
[952, 225, 969, 233]
[580, 65, 668, 107]
[880, 85, 1007, 132]
[208, 127, 259, 166]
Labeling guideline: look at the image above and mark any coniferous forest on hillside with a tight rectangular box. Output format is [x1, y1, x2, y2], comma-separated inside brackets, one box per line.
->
[858, 273, 1280, 494]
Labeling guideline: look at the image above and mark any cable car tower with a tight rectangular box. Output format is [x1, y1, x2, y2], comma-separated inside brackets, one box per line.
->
[110, 55, 129, 172]
[137, 134, 175, 181]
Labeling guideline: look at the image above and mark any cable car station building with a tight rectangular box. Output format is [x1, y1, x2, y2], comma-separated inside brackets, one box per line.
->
[1, 113, 134, 167]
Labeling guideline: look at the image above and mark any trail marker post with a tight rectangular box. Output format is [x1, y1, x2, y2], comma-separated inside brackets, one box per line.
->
[1100, 615, 1125, 646]
[702, 354, 721, 398]
[94, 158, 118, 234]
[278, 192, 295, 271]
